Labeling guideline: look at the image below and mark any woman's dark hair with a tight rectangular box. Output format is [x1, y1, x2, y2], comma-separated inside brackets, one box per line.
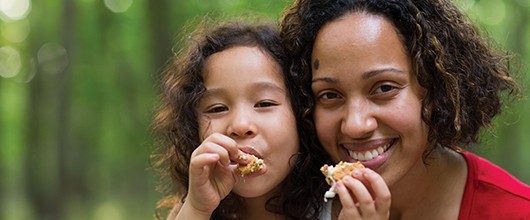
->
[280, 0, 519, 156]
[151, 17, 330, 219]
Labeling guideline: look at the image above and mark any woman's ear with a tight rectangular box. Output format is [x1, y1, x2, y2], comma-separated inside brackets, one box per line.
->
[422, 103, 432, 120]
[420, 89, 432, 121]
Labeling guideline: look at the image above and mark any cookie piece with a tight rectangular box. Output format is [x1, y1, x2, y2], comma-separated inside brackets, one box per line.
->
[320, 161, 365, 201]
[236, 153, 264, 176]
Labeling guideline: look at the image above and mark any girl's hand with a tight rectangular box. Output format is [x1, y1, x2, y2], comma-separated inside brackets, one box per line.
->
[335, 168, 391, 220]
[176, 133, 249, 219]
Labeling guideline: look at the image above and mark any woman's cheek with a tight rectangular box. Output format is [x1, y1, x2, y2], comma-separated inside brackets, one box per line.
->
[314, 110, 339, 154]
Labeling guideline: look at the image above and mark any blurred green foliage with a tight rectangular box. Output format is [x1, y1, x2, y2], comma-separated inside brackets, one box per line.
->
[0, 0, 528, 219]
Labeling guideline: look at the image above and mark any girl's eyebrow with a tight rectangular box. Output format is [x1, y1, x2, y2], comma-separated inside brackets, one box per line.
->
[202, 82, 285, 97]
[251, 82, 285, 93]
[202, 88, 225, 98]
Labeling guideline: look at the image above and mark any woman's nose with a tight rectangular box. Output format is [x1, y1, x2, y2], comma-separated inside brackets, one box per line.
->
[341, 100, 377, 139]
[227, 109, 257, 138]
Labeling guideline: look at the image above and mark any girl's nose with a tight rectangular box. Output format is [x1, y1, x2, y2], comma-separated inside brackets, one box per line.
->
[227, 109, 257, 138]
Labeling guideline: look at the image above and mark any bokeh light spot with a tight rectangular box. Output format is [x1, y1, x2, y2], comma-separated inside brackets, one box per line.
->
[37, 43, 68, 75]
[14, 56, 36, 83]
[456, 0, 476, 12]
[0, 45, 22, 78]
[1, 18, 30, 43]
[93, 201, 123, 220]
[516, 0, 530, 7]
[0, 0, 31, 21]
[104, 0, 133, 13]
[475, 1, 506, 25]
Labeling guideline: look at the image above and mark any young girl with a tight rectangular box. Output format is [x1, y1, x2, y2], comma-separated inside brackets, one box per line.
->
[150, 18, 332, 219]
[281, 0, 530, 219]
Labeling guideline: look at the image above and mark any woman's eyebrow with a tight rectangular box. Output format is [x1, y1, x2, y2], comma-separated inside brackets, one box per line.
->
[362, 68, 404, 80]
[312, 68, 404, 83]
[312, 77, 337, 84]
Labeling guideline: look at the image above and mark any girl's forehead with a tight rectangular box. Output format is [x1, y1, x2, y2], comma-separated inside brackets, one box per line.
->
[202, 47, 285, 87]
[202, 46, 285, 91]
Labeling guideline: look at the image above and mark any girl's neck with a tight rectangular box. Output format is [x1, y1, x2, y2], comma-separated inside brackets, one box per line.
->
[389, 147, 467, 219]
[240, 191, 285, 220]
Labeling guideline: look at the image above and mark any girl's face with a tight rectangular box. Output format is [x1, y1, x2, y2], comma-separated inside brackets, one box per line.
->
[198, 46, 299, 198]
[311, 13, 429, 187]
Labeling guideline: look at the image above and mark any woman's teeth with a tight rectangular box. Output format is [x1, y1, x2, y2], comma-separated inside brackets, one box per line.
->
[348, 144, 390, 161]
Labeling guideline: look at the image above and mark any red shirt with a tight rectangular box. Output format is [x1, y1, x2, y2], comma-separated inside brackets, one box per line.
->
[459, 151, 530, 220]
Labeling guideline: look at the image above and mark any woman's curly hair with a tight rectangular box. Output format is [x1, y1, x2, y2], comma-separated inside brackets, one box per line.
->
[280, 0, 519, 156]
[151, 17, 330, 219]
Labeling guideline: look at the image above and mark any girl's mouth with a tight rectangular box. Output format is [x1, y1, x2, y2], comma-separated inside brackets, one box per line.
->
[239, 145, 262, 159]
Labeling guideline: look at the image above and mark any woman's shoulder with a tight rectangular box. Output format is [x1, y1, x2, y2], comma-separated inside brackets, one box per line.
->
[462, 151, 530, 197]
[459, 151, 530, 219]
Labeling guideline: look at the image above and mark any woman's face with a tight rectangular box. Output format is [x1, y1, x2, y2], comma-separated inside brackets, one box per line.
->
[198, 46, 299, 198]
[310, 13, 429, 186]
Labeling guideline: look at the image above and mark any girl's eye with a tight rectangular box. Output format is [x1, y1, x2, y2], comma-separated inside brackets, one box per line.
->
[205, 105, 228, 113]
[255, 100, 278, 108]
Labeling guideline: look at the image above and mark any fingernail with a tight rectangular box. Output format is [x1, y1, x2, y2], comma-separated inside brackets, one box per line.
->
[237, 150, 248, 159]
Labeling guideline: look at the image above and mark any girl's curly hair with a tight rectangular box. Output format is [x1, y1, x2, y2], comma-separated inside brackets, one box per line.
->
[280, 0, 519, 156]
[151, 16, 330, 219]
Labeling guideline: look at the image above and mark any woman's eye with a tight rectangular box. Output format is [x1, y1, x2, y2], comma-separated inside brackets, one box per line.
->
[255, 101, 278, 108]
[374, 84, 396, 94]
[205, 105, 228, 113]
[319, 92, 340, 100]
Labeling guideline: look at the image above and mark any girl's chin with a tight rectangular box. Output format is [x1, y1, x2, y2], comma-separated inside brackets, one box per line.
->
[232, 186, 269, 199]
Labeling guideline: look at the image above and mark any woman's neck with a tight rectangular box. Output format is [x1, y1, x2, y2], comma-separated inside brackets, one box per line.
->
[389, 148, 467, 219]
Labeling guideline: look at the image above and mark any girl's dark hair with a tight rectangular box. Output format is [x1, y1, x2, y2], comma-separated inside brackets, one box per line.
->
[151, 17, 329, 219]
[280, 0, 519, 156]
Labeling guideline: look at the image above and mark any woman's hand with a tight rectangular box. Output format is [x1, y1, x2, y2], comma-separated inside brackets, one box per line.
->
[176, 133, 248, 219]
[335, 168, 391, 220]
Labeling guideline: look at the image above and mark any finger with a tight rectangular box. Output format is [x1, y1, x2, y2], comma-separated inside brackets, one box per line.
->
[363, 169, 391, 214]
[202, 133, 244, 163]
[335, 180, 361, 218]
[193, 141, 232, 166]
[342, 175, 377, 217]
[190, 153, 221, 173]
[189, 153, 220, 183]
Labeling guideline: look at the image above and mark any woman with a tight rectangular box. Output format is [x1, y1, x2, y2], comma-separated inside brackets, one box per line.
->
[281, 0, 530, 219]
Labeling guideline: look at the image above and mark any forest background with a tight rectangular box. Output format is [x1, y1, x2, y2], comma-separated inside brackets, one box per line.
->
[1, 0, 529, 219]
